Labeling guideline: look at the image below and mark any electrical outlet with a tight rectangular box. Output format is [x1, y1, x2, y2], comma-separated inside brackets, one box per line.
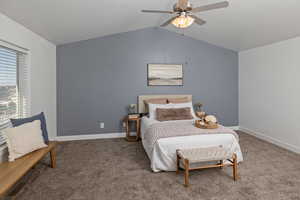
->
[99, 122, 104, 129]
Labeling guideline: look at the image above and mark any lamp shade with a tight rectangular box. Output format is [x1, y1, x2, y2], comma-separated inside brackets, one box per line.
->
[172, 15, 194, 28]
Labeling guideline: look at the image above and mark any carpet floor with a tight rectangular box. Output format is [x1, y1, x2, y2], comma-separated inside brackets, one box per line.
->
[7, 131, 300, 200]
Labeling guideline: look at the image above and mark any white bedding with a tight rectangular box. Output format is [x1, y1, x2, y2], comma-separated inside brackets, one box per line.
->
[141, 116, 243, 172]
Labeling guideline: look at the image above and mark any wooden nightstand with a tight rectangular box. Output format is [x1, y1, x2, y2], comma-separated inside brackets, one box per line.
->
[123, 115, 141, 142]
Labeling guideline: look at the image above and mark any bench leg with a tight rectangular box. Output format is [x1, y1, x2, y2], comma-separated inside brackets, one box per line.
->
[50, 148, 56, 168]
[232, 153, 237, 181]
[176, 150, 180, 174]
[219, 160, 223, 169]
[184, 159, 189, 187]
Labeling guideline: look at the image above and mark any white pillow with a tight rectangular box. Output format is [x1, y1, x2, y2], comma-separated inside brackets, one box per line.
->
[148, 103, 174, 119]
[3, 120, 47, 161]
[170, 102, 197, 118]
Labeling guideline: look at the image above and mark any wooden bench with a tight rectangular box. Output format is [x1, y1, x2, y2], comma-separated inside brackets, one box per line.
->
[176, 146, 238, 187]
[0, 141, 57, 197]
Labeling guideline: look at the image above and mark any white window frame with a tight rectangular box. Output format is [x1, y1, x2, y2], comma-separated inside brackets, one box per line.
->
[0, 39, 30, 150]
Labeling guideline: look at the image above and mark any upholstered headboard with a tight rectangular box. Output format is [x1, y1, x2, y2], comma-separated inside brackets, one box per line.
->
[138, 94, 192, 113]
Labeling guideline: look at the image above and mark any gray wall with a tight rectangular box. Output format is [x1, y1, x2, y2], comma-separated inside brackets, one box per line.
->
[57, 28, 238, 136]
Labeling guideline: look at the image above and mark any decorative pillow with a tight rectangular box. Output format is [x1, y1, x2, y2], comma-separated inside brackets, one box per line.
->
[10, 112, 49, 142]
[148, 103, 174, 119]
[3, 120, 47, 162]
[171, 102, 197, 118]
[167, 97, 190, 104]
[156, 107, 194, 121]
[144, 98, 168, 105]
[144, 98, 168, 113]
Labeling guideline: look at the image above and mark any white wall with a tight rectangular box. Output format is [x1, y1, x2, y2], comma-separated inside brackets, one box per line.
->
[0, 13, 56, 140]
[239, 37, 300, 153]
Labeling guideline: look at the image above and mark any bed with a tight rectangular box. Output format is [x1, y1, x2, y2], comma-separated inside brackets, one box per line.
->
[138, 95, 243, 172]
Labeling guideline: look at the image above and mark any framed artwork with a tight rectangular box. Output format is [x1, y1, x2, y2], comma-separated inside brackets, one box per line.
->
[147, 64, 183, 86]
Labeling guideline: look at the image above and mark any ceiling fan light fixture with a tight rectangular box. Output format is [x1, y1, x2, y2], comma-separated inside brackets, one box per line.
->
[171, 15, 194, 28]
[142, 0, 229, 28]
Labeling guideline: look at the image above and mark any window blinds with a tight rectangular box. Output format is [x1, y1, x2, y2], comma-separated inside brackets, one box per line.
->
[0, 46, 29, 146]
[0, 47, 17, 145]
[18, 53, 30, 118]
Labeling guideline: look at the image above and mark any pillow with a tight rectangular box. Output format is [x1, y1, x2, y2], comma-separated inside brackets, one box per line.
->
[156, 107, 193, 121]
[144, 98, 168, 105]
[10, 112, 49, 142]
[144, 98, 168, 113]
[3, 120, 47, 162]
[171, 102, 197, 118]
[148, 103, 174, 119]
[167, 97, 190, 104]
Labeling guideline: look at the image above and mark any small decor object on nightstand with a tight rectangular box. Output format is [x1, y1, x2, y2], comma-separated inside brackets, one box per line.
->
[123, 115, 141, 142]
[205, 115, 217, 123]
[196, 111, 206, 119]
[195, 120, 218, 129]
[128, 104, 137, 114]
[195, 115, 218, 129]
[194, 102, 203, 112]
[194, 102, 205, 119]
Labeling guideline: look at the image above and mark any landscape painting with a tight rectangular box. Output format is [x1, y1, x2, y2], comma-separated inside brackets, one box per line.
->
[147, 64, 183, 86]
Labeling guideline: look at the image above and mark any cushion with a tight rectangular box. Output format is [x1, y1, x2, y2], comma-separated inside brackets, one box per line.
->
[10, 112, 49, 142]
[148, 103, 174, 119]
[144, 98, 168, 113]
[2, 120, 47, 162]
[156, 107, 194, 121]
[171, 102, 197, 118]
[167, 97, 190, 104]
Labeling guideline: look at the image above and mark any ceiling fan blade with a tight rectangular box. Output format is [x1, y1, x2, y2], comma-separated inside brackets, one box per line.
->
[190, 15, 206, 25]
[160, 16, 177, 27]
[178, 0, 188, 9]
[191, 1, 229, 13]
[141, 10, 174, 14]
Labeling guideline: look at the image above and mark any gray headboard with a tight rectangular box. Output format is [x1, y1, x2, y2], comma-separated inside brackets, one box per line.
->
[138, 94, 192, 113]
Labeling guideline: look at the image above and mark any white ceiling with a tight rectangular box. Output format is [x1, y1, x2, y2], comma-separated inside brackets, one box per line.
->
[1, 0, 300, 51]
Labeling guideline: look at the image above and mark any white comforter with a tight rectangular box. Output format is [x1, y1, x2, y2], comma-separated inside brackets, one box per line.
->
[141, 117, 243, 172]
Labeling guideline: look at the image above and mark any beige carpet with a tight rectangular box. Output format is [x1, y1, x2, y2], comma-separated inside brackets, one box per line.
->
[7, 131, 300, 200]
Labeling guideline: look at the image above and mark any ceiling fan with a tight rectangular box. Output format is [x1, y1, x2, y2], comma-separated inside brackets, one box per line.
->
[142, 0, 229, 28]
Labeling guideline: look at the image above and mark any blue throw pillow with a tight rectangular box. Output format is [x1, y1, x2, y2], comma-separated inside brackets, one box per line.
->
[10, 112, 49, 142]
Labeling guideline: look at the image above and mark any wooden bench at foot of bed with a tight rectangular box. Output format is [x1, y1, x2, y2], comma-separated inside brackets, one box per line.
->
[0, 141, 57, 197]
[176, 146, 238, 187]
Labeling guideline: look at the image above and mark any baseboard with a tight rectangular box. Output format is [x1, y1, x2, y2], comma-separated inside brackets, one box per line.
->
[239, 126, 300, 154]
[227, 126, 239, 131]
[55, 132, 126, 141]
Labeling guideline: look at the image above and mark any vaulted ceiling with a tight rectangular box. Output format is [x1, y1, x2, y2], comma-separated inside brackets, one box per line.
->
[1, 0, 300, 51]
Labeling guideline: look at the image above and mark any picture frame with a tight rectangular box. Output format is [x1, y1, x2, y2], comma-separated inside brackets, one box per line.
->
[147, 64, 183, 86]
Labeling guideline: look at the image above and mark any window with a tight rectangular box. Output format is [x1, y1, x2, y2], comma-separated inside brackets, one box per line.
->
[0, 47, 18, 124]
[0, 45, 29, 146]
